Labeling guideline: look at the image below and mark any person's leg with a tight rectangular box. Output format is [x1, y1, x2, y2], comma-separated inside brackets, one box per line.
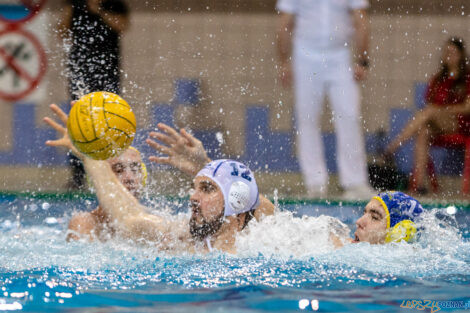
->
[293, 49, 328, 192]
[386, 106, 436, 154]
[412, 113, 459, 191]
[327, 53, 369, 189]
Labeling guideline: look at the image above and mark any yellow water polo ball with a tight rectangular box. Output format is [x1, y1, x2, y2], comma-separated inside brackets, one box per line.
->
[67, 91, 136, 160]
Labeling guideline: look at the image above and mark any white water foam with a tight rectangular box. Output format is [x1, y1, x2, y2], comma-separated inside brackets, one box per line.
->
[236, 211, 350, 258]
[234, 207, 470, 277]
[0, 206, 468, 279]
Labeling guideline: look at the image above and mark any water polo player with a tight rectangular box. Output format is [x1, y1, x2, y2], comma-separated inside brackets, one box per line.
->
[189, 160, 260, 250]
[44, 104, 274, 252]
[66, 147, 147, 241]
[353, 191, 424, 244]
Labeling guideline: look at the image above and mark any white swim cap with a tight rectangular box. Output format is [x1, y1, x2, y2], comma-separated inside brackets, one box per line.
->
[195, 159, 259, 216]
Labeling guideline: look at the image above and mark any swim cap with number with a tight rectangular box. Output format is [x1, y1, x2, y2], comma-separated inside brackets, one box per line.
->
[195, 159, 259, 216]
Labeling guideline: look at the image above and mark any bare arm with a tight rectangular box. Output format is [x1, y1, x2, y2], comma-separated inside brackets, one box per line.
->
[352, 9, 369, 81]
[352, 9, 369, 63]
[82, 158, 171, 240]
[433, 97, 470, 115]
[277, 12, 295, 65]
[420, 97, 470, 123]
[276, 12, 295, 88]
[44, 104, 173, 242]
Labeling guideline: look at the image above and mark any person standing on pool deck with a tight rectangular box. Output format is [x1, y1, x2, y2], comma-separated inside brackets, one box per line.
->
[44, 104, 275, 253]
[58, 0, 129, 190]
[66, 147, 147, 241]
[276, 0, 373, 199]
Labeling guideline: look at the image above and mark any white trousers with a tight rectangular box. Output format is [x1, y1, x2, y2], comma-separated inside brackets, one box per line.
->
[293, 46, 368, 189]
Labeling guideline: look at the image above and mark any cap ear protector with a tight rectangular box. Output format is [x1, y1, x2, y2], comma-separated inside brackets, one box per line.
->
[228, 181, 251, 214]
[374, 191, 423, 243]
[385, 220, 417, 243]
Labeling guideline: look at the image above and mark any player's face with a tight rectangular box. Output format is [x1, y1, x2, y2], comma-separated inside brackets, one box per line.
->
[354, 199, 388, 244]
[189, 176, 225, 240]
[108, 149, 143, 198]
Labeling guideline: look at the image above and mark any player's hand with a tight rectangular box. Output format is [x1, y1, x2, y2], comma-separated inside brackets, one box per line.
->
[43, 103, 83, 159]
[354, 63, 368, 81]
[146, 123, 211, 176]
[279, 61, 292, 89]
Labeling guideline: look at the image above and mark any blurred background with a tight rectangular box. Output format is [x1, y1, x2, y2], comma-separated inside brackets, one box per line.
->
[0, 0, 469, 199]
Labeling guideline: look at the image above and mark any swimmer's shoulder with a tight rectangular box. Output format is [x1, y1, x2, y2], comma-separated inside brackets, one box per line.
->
[254, 195, 275, 221]
[67, 210, 100, 241]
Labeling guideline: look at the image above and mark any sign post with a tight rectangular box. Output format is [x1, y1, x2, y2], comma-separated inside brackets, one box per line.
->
[0, 0, 46, 25]
[0, 27, 46, 101]
[0, 0, 47, 102]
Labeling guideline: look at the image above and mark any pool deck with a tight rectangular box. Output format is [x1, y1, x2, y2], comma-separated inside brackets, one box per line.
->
[1, 175, 469, 210]
[1, 168, 469, 208]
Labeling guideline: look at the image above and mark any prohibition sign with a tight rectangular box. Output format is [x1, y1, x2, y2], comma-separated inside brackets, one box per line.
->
[0, 27, 47, 101]
[0, 0, 46, 25]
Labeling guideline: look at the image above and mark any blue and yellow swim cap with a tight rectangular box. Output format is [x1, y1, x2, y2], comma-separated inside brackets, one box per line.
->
[373, 191, 423, 243]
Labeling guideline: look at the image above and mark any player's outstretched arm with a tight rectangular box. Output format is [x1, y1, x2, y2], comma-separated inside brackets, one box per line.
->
[82, 158, 173, 241]
[146, 123, 211, 176]
[44, 104, 173, 242]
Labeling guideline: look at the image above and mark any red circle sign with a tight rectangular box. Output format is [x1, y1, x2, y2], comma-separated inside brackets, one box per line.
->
[0, 0, 47, 25]
[0, 27, 47, 101]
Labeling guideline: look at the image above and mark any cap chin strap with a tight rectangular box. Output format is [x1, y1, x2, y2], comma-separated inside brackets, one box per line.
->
[385, 219, 417, 243]
[140, 161, 148, 187]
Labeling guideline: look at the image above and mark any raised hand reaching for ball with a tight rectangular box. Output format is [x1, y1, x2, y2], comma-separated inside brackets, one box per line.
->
[44, 103, 84, 159]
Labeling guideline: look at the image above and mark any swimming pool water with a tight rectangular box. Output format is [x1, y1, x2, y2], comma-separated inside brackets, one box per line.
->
[0, 193, 469, 312]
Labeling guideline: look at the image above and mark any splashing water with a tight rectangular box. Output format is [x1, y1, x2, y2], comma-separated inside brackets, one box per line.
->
[236, 212, 350, 258]
[0, 196, 469, 312]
